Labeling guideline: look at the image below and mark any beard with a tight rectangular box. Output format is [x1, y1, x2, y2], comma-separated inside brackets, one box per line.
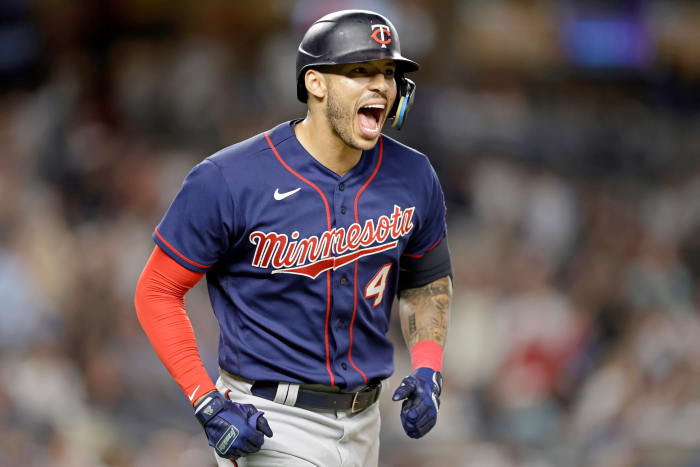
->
[325, 82, 364, 151]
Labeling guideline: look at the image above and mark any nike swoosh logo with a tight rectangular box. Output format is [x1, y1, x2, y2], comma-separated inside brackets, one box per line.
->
[188, 385, 201, 402]
[274, 187, 301, 201]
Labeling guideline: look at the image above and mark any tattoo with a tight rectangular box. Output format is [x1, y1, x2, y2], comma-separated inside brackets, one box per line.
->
[408, 314, 417, 334]
[399, 276, 452, 348]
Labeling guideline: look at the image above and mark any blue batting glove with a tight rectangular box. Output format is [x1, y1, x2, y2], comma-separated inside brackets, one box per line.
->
[194, 391, 273, 459]
[392, 367, 442, 439]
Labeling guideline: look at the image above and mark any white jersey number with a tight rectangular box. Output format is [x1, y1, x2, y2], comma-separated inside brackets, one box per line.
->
[365, 263, 392, 307]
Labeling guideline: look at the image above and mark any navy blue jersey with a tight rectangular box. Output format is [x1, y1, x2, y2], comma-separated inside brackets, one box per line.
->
[154, 120, 447, 389]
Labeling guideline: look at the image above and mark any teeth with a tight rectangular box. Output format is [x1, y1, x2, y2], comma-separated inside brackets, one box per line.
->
[362, 104, 385, 109]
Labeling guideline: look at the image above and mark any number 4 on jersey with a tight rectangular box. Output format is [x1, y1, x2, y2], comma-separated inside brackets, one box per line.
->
[365, 263, 392, 307]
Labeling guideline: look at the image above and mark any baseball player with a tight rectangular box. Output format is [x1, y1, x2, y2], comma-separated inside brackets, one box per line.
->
[134, 9, 452, 466]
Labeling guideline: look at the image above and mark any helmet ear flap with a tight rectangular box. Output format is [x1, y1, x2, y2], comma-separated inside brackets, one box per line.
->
[390, 76, 416, 130]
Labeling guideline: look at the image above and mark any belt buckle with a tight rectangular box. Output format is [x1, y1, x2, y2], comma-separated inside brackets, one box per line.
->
[351, 384, 377, 413]
[351, 390, 363, 413]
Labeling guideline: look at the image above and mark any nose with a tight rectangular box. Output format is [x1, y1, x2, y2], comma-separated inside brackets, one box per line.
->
[368, 71, 391, 95]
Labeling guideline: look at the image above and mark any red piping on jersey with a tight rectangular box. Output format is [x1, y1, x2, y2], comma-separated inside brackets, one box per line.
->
[402, 237, 442, 259]
[265, 131, 335, 387]
[348, 136, 384, 385]
[154, 227, 211, 270]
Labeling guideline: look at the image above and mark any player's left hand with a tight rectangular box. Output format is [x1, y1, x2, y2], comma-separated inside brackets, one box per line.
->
[392, 367, 442, 439]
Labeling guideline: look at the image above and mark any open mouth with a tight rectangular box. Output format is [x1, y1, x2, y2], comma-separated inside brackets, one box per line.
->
[357, 103, 386, 138]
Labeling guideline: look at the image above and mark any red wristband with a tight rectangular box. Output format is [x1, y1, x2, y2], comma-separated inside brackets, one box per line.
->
[410, 340, 443, 372]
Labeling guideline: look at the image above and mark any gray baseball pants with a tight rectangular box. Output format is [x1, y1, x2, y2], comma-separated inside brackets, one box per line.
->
[214, 371, 381, 467]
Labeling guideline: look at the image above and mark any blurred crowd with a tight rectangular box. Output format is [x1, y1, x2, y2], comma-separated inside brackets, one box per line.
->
[1, 0, 700, 466]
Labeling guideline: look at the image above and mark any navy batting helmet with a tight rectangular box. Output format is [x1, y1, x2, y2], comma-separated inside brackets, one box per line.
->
[296, 10, 419, 129]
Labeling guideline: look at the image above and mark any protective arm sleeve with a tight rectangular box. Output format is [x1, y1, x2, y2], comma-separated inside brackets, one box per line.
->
[134, 245, 217, 405]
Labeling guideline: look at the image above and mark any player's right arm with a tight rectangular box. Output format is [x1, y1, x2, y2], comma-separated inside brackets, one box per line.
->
[134, 158, 272, 459]
[134, 245, 272, 459]
[134, 245, 214, 403]
[135, 159, 230, 405]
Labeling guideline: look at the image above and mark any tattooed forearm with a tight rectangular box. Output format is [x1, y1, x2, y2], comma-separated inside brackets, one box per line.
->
[398, 275, 452, 348]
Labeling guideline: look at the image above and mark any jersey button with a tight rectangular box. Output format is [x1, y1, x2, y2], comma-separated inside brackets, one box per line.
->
[336, 320, 345, 329]
[341, 363, 348, 370]
[340, 276, 348, 285]
[339, 183, 345, 191]
[341, 206, 347, 215]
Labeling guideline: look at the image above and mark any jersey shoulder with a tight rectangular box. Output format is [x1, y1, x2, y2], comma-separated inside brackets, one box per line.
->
[205, 121, 293, 170]
[380, 134, 434, 174]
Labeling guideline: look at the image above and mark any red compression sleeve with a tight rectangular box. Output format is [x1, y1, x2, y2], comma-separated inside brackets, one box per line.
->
[134, 246, 217, 405]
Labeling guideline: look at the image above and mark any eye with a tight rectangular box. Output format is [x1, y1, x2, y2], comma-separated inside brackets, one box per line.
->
[352, 67, 368, 74]
[384, 69, 395, 77]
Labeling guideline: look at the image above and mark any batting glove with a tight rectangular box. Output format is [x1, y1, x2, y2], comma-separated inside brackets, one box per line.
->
[392, 367, 443, 439]
[194, 391, 273, 459]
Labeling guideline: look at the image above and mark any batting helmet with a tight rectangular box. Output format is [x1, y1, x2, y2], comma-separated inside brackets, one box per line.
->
[296, 10, 420, 130]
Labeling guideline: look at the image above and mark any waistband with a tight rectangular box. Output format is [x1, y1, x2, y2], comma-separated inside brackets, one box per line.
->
[220, 370, 381, 413]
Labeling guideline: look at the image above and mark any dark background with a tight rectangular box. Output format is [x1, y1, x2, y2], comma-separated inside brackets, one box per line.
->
[1, 0, 699, 466]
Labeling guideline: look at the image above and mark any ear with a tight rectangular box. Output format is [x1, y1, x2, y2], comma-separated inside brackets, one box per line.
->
[304, 69, 327, 101]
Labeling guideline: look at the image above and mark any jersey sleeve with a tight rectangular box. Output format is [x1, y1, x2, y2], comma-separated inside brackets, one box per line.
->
[403, 160, 447, 258]
[154, 159, 234, 273]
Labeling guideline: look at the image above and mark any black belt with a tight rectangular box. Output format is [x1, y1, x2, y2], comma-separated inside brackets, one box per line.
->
[251, 381, 381, 413]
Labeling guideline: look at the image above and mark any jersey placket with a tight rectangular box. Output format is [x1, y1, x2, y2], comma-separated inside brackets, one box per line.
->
[328, 178, 359, 386]
[327, 140, 383, 388]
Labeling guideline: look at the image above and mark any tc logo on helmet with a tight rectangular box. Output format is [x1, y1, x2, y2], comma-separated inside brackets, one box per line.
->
[370, 24, 392, 48]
